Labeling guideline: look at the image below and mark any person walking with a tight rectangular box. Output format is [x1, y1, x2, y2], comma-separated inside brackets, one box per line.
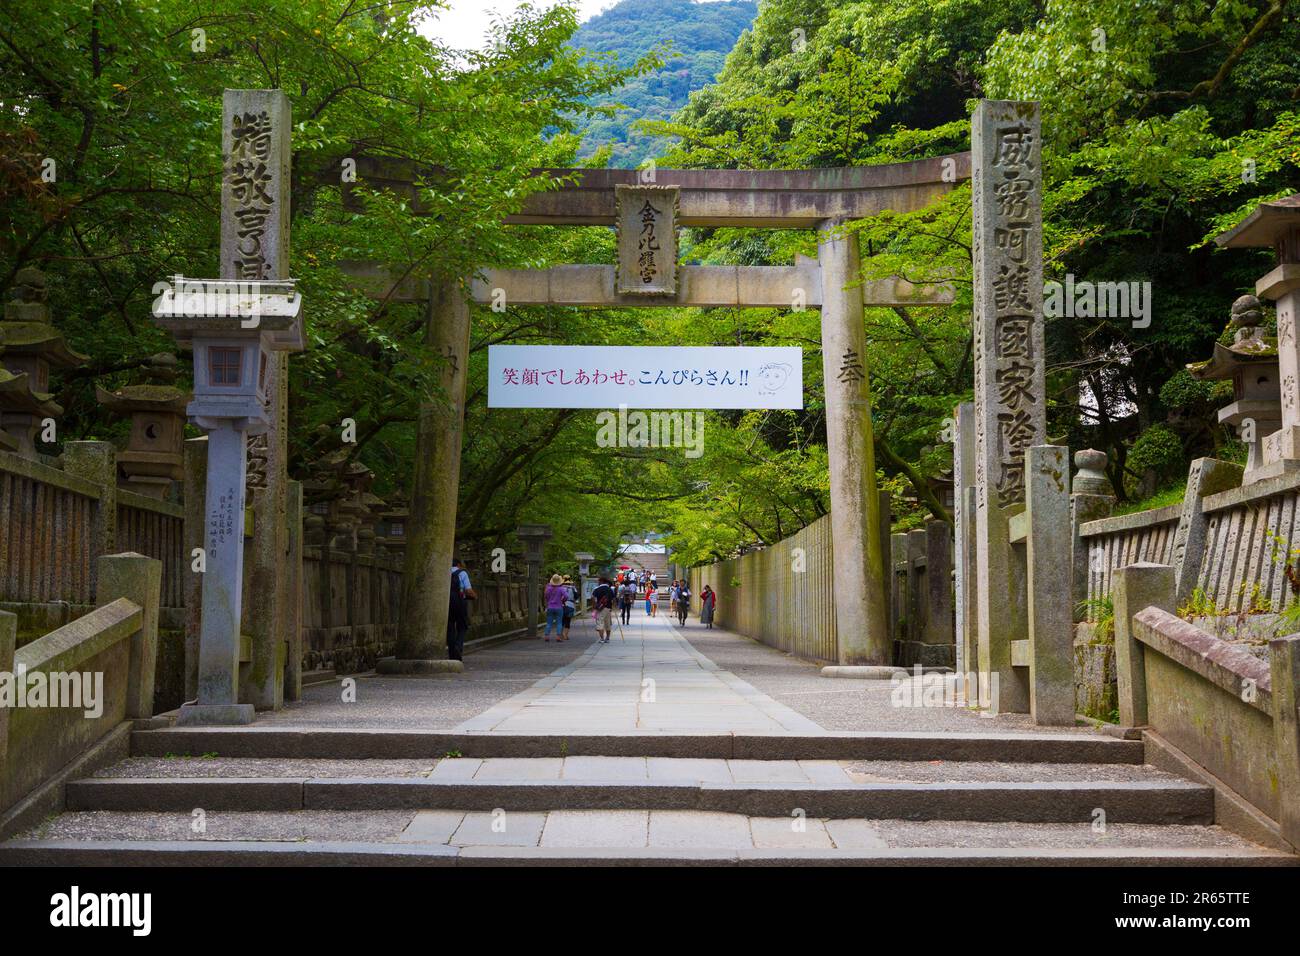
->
[676, 581, 691, 626]
[644, 580, 652, 616]
[591, 576, 616, 643]
[561, 574, 576, 641]
[619, 578, 634, 625]
[447, 557, 476, 661]
[700, 584, 716, 629]
[543, 573, 567, 642]
[648, 583, 659, 618]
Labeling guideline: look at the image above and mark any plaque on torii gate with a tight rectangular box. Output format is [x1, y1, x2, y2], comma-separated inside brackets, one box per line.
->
[615, 184, 679, 296]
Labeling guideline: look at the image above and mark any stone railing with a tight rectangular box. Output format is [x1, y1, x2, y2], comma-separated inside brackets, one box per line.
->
[463, 571, 533, 644]
[1193, 469, 1300, 616]
[300, 548, 534, 675]
[302, 544, 404, 675]
[0, 553, 161, 838]
[115, 491, 185, 610]
[1072, 457, 1244, 622]
[0, 449, 101, 619]
[889, 521, 955, 667]
[1078, 504, 1181, 620]
[1113, 563, 1300, 851]
[0, 444, 185, 635]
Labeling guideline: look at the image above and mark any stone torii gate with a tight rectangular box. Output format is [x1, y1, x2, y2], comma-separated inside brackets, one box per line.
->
[352, 156, 971, 670]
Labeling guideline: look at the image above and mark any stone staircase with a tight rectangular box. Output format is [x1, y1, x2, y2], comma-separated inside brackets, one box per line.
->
[2, 727, 1295, 865]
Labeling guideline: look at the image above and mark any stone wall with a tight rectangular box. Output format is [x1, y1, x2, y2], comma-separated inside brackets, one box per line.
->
[0, 554, 161, 836]
[688, 514, 838, 663]
[1113, 563, 1300, 848]
[688, 512, 954, 667]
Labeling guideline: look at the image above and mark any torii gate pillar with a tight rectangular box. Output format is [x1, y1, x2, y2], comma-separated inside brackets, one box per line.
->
[379, 278, 471, 675]
[819, 221, 890, 664]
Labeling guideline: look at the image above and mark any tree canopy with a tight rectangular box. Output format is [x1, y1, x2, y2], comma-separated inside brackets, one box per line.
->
[3, 0, 1299, 573]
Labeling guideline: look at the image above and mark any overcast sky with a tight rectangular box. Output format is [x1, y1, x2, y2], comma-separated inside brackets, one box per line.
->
[419, 1, 619, 51]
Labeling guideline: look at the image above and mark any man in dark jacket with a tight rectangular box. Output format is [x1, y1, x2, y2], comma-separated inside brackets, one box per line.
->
[448, 557, 476, 661]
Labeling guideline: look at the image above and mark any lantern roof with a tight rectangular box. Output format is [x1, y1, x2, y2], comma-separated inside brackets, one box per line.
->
[95, 383, 190, 414]
[0, 322, 89, 367]
[1214, 194, 1300, 249]
[0, 369, 62, 415]
[1187, 340, 1277, 380]
[152, 275, 304, 350]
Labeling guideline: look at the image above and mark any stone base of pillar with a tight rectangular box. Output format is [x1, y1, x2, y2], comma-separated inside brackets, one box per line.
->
[375, 657, 464, 676]
[176, 703, 256, 726]
[1246, 449, 1300, 484]
[820, 665, 908, 680]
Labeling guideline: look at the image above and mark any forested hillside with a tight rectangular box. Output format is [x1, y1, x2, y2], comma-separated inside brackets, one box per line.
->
[569, 0, 757, 167]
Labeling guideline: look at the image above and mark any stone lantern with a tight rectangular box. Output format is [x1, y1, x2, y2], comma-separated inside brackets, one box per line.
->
[152, 275, 303, 725]
[376, 494, 410, 557]
[1187, 294, 1280, 482]
[1214, 194, 1300, 479]
[95, 354, 190, 498]
[303, 453, 375, 552]
[0, 267, 88, 456]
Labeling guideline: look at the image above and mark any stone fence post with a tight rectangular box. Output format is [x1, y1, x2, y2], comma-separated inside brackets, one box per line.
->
[285, 480, 303, 702]
[63, 441, 117, 596]
[1270, 634, 1300, 848]
[182, 437, 207, 701]
[1069, 449, 1114, 623]
[1026, 445, 1073, 725]
[97, 552, 162, 720]
[1112, 562, 1175, 730]
[0, 611, 14, 761]
[923, 519, 954, 661]
[1170, 457, 1244, 604]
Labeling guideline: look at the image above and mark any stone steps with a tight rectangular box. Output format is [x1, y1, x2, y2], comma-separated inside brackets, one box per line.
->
[128, 728, 1146, 763]
[2, 810, 1294, 866]
[84, 754, 1179, 784]
[5, 731, 1294, 866]
[55, 774, 1217, 823]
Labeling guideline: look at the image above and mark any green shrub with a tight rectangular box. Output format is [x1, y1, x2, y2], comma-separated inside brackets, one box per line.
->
[1127, 424, 1185, 492]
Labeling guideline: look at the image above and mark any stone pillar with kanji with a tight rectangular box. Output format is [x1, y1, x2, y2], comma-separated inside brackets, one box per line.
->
[222, 90, 298, 712]
[972, 100, 1046, 714]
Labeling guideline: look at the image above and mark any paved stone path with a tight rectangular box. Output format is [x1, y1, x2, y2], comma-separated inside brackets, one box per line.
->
[455, 612, 822, 734]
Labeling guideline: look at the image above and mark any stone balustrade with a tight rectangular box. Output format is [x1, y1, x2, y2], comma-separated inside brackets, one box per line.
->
[1114, 562, 1300, 851]
[0, 553, 161, 838]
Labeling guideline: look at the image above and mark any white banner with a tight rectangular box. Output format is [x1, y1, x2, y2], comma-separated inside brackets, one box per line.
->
[488, 345, 803, 409]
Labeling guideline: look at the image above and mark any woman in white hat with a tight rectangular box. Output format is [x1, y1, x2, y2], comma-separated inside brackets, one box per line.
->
[543, 573, 567, 642]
